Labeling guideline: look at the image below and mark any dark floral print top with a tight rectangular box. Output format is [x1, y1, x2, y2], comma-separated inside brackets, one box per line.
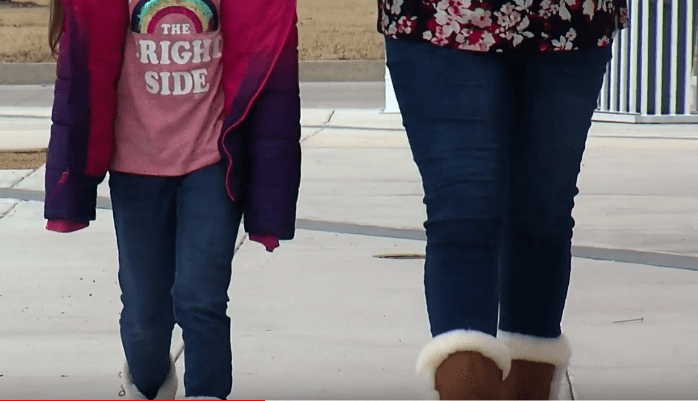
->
[377, 0, 629, 52]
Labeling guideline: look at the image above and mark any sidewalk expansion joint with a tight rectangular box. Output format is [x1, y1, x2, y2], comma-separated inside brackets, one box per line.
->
[300, 127, 326, 144]
[303, 124, 405, 132]
[0, 200, 18, 220]
[8, 166, 40, 189]
[324, 110, 336, 125]
[566, 369, 576, 400]
[234, 233, 248, 255]
[1, 187, 698, 272]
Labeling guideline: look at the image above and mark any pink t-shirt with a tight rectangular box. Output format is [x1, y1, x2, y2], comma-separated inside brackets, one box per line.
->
[112, 0, 224, 176]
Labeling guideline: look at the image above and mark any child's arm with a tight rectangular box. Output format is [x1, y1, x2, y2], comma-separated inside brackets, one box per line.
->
[249, 234, 280, 253]
[44, 0, 128, 233]
[46, 219, 90, 233]
[243, 22, 301, 251]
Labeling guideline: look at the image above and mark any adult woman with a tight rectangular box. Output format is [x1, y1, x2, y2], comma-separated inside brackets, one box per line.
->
[378, 0, 626, 398]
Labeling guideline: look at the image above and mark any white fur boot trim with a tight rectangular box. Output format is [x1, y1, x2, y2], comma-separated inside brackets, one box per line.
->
[121, 358, 178, 400]
[416, 329, 512, 389]
[498, 331, 571, 400]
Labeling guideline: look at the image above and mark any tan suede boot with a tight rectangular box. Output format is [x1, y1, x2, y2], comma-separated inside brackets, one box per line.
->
[435, 351, 504, 399]
[498, 331, 571, 400]
[501, 359, 557, 400]
[417, 330, 512, 400]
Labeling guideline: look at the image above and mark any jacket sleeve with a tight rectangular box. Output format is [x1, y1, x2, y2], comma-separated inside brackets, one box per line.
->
[44, 0, 127, 223]
[243, 23, 301, 241]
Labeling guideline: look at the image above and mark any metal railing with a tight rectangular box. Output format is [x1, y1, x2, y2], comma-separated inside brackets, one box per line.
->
[596, 0, 698, 122]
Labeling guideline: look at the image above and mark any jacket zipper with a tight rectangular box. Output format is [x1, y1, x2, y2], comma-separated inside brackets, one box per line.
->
[220, 126, 236, 202]
[220, 19, 295, 203]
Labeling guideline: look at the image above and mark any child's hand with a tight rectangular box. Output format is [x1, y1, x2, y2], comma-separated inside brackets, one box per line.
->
[249, 234, 280, 252]
[46, 219, 90, 233]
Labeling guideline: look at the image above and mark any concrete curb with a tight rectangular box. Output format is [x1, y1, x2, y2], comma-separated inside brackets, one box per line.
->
[0, 60, 386, 85]
[0, 63, 57, 86]
[0, 106, 52, 118]
[299, 60, 385, 82]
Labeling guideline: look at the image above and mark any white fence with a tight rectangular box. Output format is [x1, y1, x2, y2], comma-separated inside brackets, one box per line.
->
[385, 2, 698, 123]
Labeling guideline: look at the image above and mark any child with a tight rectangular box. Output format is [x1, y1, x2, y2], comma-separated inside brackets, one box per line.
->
[45, 0, 301, 398]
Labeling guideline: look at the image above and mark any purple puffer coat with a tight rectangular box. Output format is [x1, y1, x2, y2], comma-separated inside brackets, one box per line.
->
[45, 0, 301, 246]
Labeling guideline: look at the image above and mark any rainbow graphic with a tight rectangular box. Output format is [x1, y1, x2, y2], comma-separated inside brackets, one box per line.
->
[131, 0, 219, 34]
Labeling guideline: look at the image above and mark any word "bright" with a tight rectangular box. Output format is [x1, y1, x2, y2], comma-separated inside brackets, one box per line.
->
[138, 38, 223, 65]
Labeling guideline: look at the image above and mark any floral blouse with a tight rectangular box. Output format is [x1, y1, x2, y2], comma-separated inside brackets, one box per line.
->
[377, 0, 629, 52]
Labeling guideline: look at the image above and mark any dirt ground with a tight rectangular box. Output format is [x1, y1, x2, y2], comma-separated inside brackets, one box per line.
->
[0, 149, 46, 169]
[0, 0, 51, 62]
[298, 0, 383, 60]
[0, 0, 384, 62]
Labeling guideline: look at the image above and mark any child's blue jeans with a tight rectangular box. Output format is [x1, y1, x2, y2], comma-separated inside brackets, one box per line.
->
[386, 38, 611, 340]
[110, 161, 241, 399]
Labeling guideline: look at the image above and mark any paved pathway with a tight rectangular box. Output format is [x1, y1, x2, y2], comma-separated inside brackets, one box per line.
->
[1, 105, 698, 399]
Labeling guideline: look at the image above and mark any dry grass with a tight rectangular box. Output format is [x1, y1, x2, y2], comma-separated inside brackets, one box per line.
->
[4, 0, 50, 5]
[0, 149, 46, 169]
[0, 0, 384, 62]
[0, 25, 52, 62]
[297, 0, 384, 60]
[0, 6, 52, 62]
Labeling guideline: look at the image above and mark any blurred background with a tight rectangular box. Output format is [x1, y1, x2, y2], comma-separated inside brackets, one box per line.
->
[0, 0, 385, 62]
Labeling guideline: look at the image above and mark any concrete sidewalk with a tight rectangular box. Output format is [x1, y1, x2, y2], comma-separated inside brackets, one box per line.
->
[1, 108, 698, 399]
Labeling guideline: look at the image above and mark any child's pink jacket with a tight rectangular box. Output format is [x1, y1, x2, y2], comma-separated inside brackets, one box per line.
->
[45, 0, 301, 250]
